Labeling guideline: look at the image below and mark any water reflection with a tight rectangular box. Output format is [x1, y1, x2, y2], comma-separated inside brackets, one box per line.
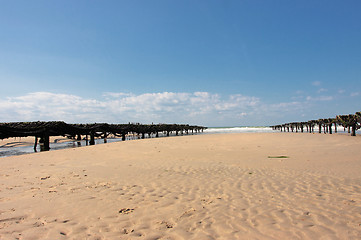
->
[0, 137, 124, 158]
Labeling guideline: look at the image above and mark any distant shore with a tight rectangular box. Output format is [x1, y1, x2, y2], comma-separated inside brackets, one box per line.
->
[1, 133, 360, 239]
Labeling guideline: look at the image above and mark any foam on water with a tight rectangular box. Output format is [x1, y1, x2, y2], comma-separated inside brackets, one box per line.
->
[204, 126, 277, 134]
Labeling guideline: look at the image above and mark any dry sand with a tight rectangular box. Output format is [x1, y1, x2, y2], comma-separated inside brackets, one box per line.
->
[0, 133, 360, 240]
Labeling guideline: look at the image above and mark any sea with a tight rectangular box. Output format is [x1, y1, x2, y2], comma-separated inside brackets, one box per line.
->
[204, 126, 276, 134]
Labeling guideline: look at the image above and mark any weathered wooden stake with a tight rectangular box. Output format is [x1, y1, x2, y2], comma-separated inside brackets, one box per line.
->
[351, 124, 356, 136]
[90, 131, 95, 145]
[40, 134, 50, 151]
[103, 132, 107, 143]
[34, 136, 38, 152]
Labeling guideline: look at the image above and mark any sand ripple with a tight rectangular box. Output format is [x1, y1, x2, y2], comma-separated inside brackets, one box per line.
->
[1, 133, 361, 239]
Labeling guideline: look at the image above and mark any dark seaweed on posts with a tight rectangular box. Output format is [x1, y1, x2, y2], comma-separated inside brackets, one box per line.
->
[0, 122, 207, 151]
[270, 112, 361, 136]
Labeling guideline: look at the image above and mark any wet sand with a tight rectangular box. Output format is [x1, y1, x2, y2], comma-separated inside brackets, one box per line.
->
[0, 133, 360, 239]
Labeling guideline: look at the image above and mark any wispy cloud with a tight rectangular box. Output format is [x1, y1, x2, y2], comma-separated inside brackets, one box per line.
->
[350, 92, 360, 97]
[312, 81, 321, 86]
[317, 88, 328, 93]
[306, 96, 333, 101]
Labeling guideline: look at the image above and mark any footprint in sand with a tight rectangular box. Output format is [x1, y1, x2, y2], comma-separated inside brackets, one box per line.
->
[118, 208, 135, 214]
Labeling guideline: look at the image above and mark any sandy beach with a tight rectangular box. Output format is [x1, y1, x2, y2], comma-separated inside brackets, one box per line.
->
[0, 133, 361, 239]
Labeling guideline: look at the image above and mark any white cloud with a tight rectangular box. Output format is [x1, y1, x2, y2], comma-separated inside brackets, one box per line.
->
[0, 92, 261, 125]
[312, 81, 321, 86]
[306, 96, 333, 101]
[103, 92, 133, 98]
[0, 90, 347, 126]
[317, 88, 328, 93]
[350, 92, 360, 97]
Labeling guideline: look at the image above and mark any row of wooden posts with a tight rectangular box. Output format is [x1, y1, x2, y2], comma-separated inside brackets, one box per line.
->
[271, 112, 361, 136]
[0, 121, 207, 151]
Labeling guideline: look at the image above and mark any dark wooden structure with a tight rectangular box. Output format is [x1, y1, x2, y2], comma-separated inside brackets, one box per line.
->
[271, 111, 361, 136]
[0, 121, 207, 151]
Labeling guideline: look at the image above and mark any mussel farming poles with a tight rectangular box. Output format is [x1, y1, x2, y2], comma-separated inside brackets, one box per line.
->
[0, 122, 208, 152]
[272, 111, 360, 136]
[337, 114, 358, 136]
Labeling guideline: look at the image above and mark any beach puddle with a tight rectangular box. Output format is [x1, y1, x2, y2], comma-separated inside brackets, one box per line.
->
[0, 138, 123, 158]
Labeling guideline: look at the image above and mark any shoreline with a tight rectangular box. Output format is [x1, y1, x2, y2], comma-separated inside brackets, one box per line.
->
[1, 125, 359, 158]
[1, 133, 361, 239]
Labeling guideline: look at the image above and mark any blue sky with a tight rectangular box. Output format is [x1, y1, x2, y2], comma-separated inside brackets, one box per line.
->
[0, 0, 360, 126]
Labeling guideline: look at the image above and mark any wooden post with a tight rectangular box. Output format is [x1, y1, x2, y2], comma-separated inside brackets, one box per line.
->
[76, 134, 82, 146]
[103, 132, 107, 143]
[34, 136, 38, 152]
[40, 134, 50, 151]
[90, 131, 95, 145]
[351, 124, 356, 136]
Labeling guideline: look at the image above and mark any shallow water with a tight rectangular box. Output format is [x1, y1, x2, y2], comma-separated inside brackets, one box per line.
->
[0, 132, 197, 158]
[0, 137, 124, 158]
